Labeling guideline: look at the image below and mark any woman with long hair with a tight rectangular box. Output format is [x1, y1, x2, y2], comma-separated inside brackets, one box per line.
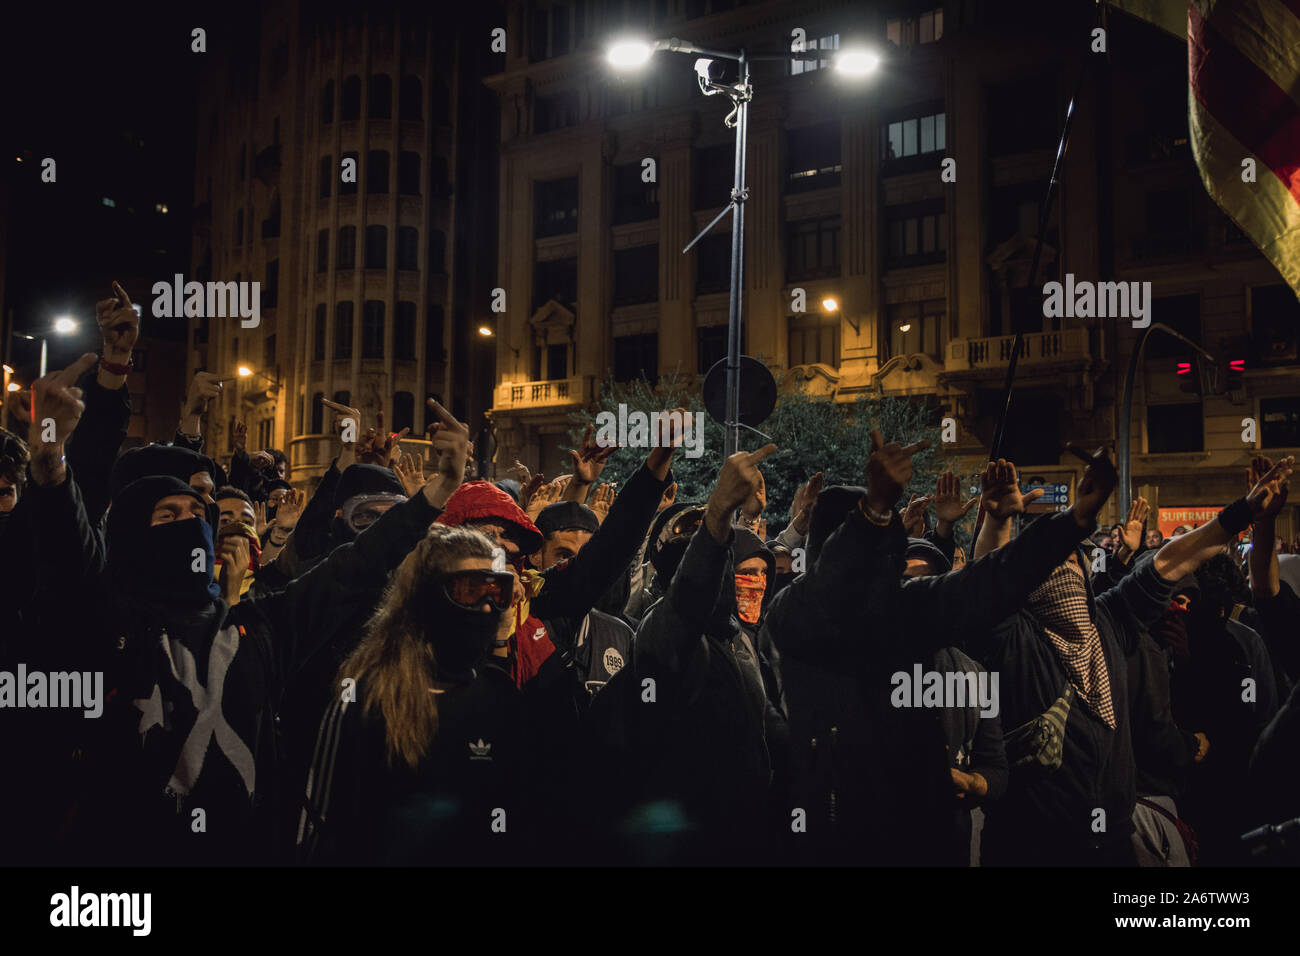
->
[297, 524, 532, 864]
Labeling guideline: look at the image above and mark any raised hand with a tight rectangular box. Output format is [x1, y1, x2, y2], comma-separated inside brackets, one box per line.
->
[423, 399, 470, 508]
[1067, 443, 1119, 530]
[933, 471, 978, 524]
[28, 353, 99, 486]
[519, 471, 544, 510]
[790, 472, 823, 535]
[95, 281, 139, 381]
[274, 488, 306, 528]
[979, 459, 1044, 521]
[392, 450, 426, 498]
[505, 459, 532, 485]
[1247, 455, 1294, 520]
[900, 492, 933, 536]
[1118, 495, 1150, 556]
[706, 444, 778, 543]
[253, 500, 271, 537]
[183, 371, 225, 421]
[525, 479, 562, 521]
[645, 406, 689, 481]
[570, 424, 618, 485]
[217, 532, 252, 604]
[865, 429, 930, 514]
[590, 482, 615, 524]
[232, 420, 248, 453]
[741, 467, 768, 521]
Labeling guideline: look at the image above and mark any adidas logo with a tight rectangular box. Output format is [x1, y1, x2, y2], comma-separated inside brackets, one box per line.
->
[469, 738, 492, 760]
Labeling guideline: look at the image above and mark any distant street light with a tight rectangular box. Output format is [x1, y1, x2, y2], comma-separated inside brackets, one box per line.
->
[478, 326, 494, 337]
[835, 50, 881, 76]
[53, 317, 77, 335]
[5, 383, 18, 393]
[821, 297, 839, 312]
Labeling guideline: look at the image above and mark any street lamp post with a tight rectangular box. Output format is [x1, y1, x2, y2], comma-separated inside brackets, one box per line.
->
[610, 37, 878, 457]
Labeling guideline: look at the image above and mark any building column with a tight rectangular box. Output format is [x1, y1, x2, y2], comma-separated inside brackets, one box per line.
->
[657, 117, 694, 376]
[840, 111, 876, 387]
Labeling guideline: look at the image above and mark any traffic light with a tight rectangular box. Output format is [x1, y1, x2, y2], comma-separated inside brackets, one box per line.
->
[1177, 356, 1203, 395]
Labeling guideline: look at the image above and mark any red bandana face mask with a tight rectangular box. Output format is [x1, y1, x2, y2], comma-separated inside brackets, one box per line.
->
[734, 572, 767, 625]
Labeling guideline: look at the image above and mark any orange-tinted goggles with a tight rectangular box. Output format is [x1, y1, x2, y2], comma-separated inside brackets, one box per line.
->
[444, 571, 515, 610]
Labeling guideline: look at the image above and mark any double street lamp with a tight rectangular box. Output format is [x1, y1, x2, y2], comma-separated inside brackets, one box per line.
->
[608, 35, 880, 456]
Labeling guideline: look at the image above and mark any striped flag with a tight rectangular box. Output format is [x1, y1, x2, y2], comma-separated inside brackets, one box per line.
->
[1109, 1, 1300, 300]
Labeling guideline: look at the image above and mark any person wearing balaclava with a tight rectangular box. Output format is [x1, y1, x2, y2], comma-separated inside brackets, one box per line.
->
[110, 441, 224, 529]
[760, 441, 1129, 867]
[22, 359, 473, 864]
[964, 456, 1289, 867]
[588, 445, 786, 866]
[298, 525, 538, 865]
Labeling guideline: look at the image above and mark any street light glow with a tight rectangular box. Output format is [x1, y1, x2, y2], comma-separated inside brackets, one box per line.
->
[2, 364, 12, 374]
[478, 326, 494, 337]
[6, 383, 20, 392]
[899, 323, 912, 333]
[237, 365, 253, 377]
[53, 317, 77, 334]
[608, 38, 654, 69]
[836, 50, 881, 76]
[822, 297, 839, 312]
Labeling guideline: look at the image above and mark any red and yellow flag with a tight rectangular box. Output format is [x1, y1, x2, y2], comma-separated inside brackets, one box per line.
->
[1109, 0, 1300, 299]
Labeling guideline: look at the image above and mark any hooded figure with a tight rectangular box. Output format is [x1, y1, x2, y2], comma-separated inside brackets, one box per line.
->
[760, 484, 1121, 866]
[25, 454, 449, 865]
[110, 443, 223, 530]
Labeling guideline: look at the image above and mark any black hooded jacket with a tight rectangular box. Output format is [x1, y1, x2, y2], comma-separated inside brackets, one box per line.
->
[760, 491, 1097, 866]
[24, 465, 444, 864]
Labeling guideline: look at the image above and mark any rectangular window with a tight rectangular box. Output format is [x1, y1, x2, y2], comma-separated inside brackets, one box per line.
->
[319, 155, 332, 198]
[614, 333, 658, 383]
[1145, 295, 1200, 359]
[1261, 396, 1300, 447]
[362, 301, 385, 358]
[788, 316, 840, 367]
[613, 161, 659, 224]
[695, 232, 731, 295]
[547, 343, 567, 380]
[313, 304, 326, 361]
[698, 325, 727, 373]
[365, 225, 387, 269]
[367, 150, 389, 194]
[337, 225, 356, 269]
[535, 177, 579, 237]
[395, 301, 416, 359]
[786, 121, 842, 194]
[1147, 403, 1203, 453]
[397, 227, 418, 271]
[535, 90, 579, 133]
[786, 216, 841, 281]
[792, 33, 839, 74]
[613, 245, 659, 306]
[882, 109, 945, 162]
[311, 392, 325, 433]
[694, 143, 734, 209]
[1251, 284, 1300, 365]
[885, 202, 946, 267]
[317, 229, 329, 272]
[335, 302, 354, 359]
[533, 257, 578, 310]
[398, 152, 420, 195]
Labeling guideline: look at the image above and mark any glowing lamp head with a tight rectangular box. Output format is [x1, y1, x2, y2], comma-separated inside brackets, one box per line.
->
[53, 317, 77, 335]
[237, 365, 253, 377]
[608, 39, 653, 69]
[836, 50, 881, 76]
[478, 326, 494, 337]
[898, 323, 912, 333]
[821, 297, 839, 312]
[6, 383, 20, 393]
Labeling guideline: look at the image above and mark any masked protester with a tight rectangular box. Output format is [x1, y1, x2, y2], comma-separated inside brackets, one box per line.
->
[969, 459, 1288, 867]
[528, 501, 634, 701]
[761, 441, 1126, 866]
[298, 526, 535, 865]
[110, 442, 224, 529]
[585, 447, 788, 866]
[23, 359, 472, 864]
[1171, 555, 1279, 863]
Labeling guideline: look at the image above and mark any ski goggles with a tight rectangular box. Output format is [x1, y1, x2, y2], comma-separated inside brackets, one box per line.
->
[340, 492, 408, 533]
[443, 570, 516, 611]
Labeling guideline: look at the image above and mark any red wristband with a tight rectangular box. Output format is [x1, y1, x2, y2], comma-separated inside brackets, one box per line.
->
[100, 356, 132, 375]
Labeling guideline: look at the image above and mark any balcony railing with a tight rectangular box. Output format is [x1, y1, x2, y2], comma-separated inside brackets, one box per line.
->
[946, 328, 1090, 372]
[495, 376, 585, 410]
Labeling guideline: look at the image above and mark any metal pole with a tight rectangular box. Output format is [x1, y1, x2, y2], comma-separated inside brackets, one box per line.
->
[39, 337, 46, 380]
[723, 52, 750, 459]
[1117, 322, 1216, 519]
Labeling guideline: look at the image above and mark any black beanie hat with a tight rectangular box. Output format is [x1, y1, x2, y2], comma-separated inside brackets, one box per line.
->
[334, 463, 405, 508]
[111, 443, 217, 500]
[807, 485, 869, 564]
[904, 536, 951, 575]
[535, 500, 600, 537]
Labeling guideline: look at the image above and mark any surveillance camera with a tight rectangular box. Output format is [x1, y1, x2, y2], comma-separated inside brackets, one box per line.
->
[693, 58, 714, 80]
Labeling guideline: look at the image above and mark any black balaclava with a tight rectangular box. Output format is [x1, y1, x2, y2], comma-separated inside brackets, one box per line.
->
[648, 505, 705, 585]
[418, 573, 503, 682]
[903, 537, 952, 577]
[806, 485, 869, 564]
[111, 443, 221, 529]
[107, 476, 221, 607]
[330, 464, 406, 544]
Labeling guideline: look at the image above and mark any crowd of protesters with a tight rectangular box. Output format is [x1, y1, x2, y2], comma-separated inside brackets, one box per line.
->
[0, 283, 1297, 868]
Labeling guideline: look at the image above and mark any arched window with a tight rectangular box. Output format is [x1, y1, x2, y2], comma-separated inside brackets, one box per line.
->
[397, 227, 418, 271]
[400, 75, 422, 121]
[395, 301, 416, 359]
[342, 76, 361, 120]
[367, 150, 389, 194]
[337, 226, 356, 269]
[362, 301, 385, 358]
[369, 74, 392, 119]
[393, 391, 415, 433]
[335, 302, 354, 358]
[365, 225, 387, 269]
[398, 152, 420, 195]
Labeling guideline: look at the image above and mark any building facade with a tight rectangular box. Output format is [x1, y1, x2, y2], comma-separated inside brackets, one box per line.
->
[484, 0, 1298, 535]
[188, 1, 501, 491]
